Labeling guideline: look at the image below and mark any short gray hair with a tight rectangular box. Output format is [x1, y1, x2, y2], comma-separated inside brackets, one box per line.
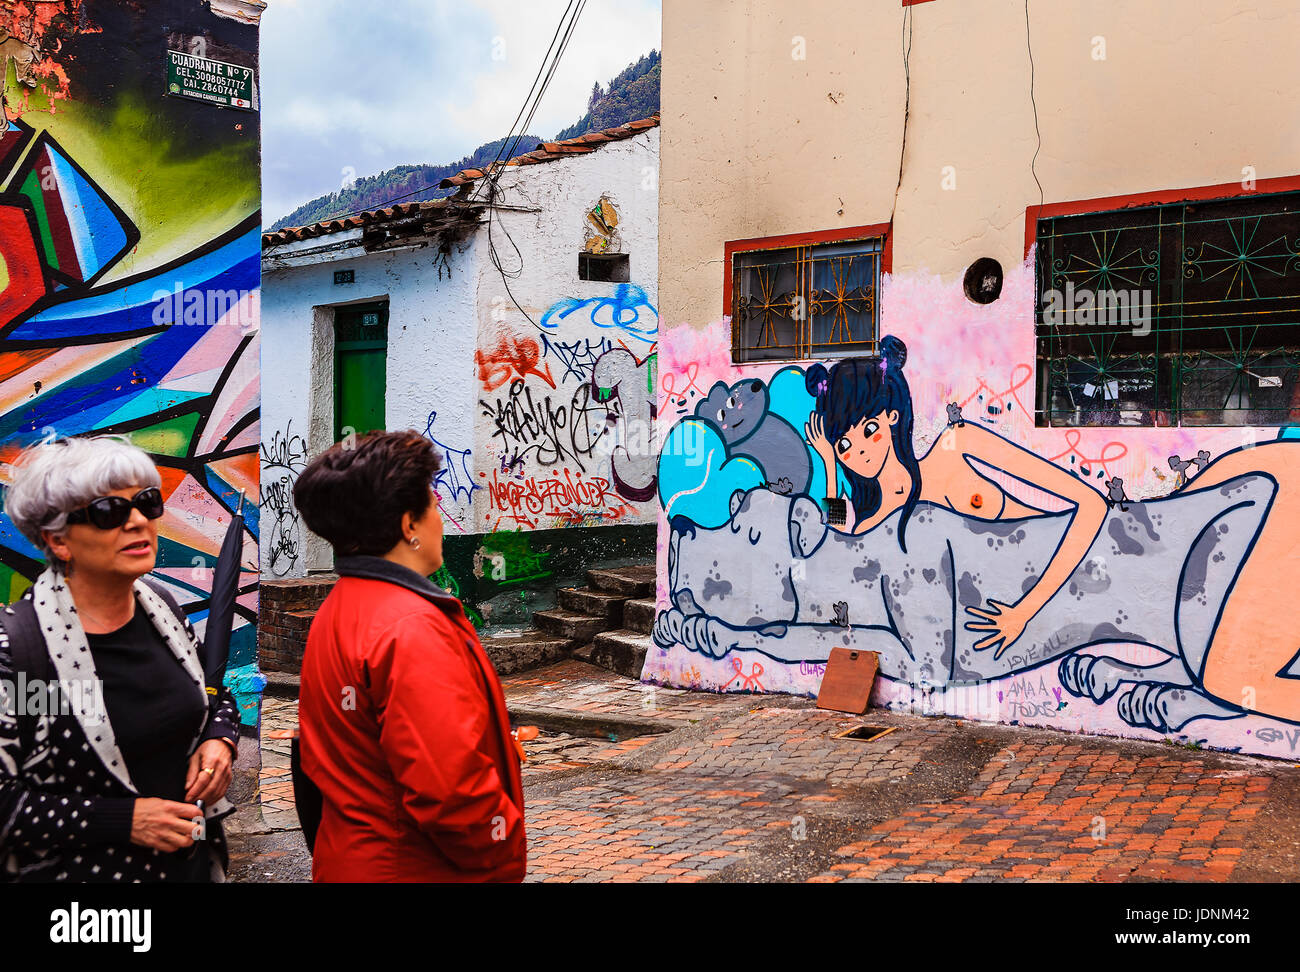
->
[5, 436, 162, 567]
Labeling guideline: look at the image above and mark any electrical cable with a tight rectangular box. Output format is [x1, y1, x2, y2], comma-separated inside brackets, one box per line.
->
[484, 0, 586, 279]
[324, 0, 579, 221]
[469, 0, 580, 204]
[887, 3, 913, 227]
[1026, 0, 1044, 211]
[483, 0, 589, 330]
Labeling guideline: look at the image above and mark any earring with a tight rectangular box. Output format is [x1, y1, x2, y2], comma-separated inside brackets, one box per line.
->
[409, 536, 421, 551]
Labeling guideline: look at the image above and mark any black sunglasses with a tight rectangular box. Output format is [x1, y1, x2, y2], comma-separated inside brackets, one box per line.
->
[65, 487, 165, 530]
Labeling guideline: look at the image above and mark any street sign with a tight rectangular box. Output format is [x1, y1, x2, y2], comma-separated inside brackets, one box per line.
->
[166, 49, 255, 111]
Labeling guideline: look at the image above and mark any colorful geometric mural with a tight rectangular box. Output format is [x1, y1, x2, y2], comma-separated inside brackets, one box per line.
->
[0, 1, 261, 717]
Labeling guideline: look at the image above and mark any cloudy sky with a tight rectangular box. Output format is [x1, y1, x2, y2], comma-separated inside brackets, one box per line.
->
[261, 0, 661, 224]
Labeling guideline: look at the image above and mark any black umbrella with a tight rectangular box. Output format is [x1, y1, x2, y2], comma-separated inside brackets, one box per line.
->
[203, 488, 245, 690]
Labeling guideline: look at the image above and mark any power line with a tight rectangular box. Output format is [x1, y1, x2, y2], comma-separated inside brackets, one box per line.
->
[469, 0, 580, 204]
[483, 0, 589, 334]
[495, 0, 588, 202]
[324, 1, 581, 222]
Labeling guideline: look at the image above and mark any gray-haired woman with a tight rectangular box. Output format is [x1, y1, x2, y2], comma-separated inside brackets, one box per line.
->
[0, 436, 241, 882]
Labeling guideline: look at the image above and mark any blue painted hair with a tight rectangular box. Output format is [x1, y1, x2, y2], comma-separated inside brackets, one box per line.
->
[805, 335, 921, 550]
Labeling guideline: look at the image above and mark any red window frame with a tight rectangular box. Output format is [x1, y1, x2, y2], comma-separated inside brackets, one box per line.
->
[1023, 174, 1300, 258]
[722, 222, 893, 320]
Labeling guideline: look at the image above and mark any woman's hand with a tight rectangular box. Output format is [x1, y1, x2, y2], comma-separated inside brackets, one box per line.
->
[129, 798, 201, 853]
[963, 598, 1035, 658]
[805, 411, 836, 467]
[184, 739, 234, 803]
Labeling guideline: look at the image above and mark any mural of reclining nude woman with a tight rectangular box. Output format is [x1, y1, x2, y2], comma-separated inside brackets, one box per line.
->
[653, 336, 1300, 732]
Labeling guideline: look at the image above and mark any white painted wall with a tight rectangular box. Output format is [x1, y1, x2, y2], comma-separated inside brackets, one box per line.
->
[260, 126, 661, 579]
[472, 128, 661, 536]
[259, 233, 482, 578]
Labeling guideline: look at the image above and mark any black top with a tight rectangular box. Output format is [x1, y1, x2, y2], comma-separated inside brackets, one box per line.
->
[0, 582, 243, 883]
[86, 603, 210, 881]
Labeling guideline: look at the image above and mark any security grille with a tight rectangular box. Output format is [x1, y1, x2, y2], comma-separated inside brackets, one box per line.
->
[1034, 190, 1300, 427]
[731, 237, 883, 363]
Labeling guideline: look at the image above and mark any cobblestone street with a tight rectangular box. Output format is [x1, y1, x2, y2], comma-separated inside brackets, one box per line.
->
[228, 661, 1300, 884]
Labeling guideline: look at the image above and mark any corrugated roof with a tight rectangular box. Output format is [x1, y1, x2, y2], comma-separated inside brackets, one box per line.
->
[262, 113, 660, 247]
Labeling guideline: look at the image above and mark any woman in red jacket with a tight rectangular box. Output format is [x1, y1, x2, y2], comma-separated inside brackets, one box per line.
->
[291, 431, 525, 882]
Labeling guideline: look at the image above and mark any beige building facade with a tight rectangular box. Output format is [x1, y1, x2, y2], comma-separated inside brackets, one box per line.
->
[649, 0, 1300, 759]
[660, 0, 1300, 320]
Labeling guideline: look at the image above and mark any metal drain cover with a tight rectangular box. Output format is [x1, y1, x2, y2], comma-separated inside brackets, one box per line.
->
[833, 725, 898, 742]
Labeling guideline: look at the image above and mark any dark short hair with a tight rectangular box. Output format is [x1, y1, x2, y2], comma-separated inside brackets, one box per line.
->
[292, 431, 442, 557]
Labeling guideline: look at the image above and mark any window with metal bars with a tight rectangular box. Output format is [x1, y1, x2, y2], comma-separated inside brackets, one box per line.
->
[1034, 189, 1300, 427]
[730, 237, 883, 364]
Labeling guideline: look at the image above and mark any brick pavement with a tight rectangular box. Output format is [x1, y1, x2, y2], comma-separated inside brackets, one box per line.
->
[524, 775, 835, 882]
[520, 731, 658, 775]
[229, 661, 1300, 883]
[812, 743, 1272, 883]
[256, 696, 300, 831]
[504, 659, 749, 726]
[640, 707, 941, 785]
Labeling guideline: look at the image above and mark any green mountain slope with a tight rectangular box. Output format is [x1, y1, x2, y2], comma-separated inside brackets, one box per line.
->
[268, 135, 542, 231]
[269, 49, 660, 231]
[554, 49, 660, 141]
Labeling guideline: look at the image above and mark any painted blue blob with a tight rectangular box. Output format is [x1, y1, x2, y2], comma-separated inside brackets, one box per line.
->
[224, 658, 266, 726]
[658, 418, 763, 527]
[539, 282, 658, 342]
[0, 508, 45, 562]
[47, 143, 128, 280]
[766, 365, 814, 428]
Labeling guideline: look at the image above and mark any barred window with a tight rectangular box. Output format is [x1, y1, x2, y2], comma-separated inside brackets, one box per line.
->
[1034, 190, 1300, 427]
[730, 236, 883, 364]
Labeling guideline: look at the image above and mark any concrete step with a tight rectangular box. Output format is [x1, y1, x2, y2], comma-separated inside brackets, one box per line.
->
[263, 670, 301, 700]
[621, 597, 657, 635]
[480, 630, 576, 676]
[557, 586, 627, 621]
[587, 629, 652, 679]
[586, 564, 656, 598]
[506, 702, 672, 740]
[533, 608, 611, 643]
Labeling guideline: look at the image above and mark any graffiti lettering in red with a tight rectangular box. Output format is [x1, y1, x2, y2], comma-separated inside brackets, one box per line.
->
[660, 360, 705, 413]
[484, 466, 632, 528]
[476, 333, 556, 390]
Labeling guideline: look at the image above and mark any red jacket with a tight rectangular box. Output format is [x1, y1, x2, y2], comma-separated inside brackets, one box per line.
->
[298, 561, 526, 882]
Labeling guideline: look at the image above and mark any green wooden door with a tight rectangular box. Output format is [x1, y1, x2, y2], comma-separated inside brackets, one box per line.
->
[334, 303, 388, 443]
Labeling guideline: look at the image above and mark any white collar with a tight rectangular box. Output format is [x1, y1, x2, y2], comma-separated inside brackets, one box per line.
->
[31, 569, 208, 794]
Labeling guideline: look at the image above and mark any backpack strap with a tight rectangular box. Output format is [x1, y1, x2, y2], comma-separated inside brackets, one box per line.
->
[0, 594, 51, 761]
